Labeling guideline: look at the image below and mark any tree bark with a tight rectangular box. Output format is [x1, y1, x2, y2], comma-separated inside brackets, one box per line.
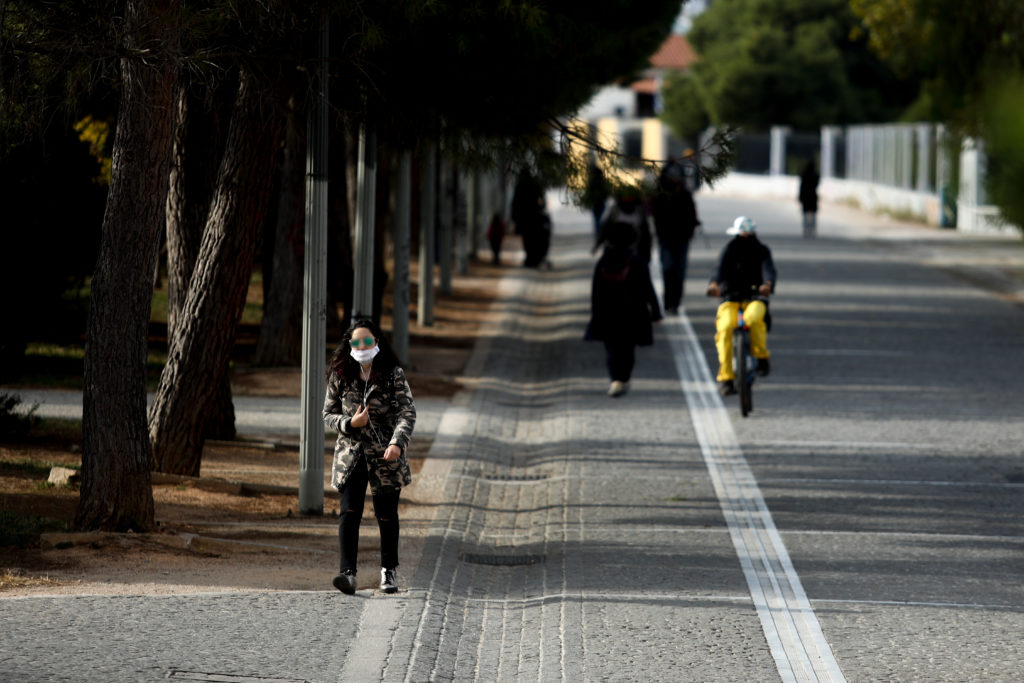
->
[149, 69, 283, 476]
[164, 74, 237, 440]
[253, 89, 306, 366]
[76, 0, 178, 531]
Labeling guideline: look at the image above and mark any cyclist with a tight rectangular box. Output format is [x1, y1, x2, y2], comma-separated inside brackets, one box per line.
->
[706, 216, 776, 396]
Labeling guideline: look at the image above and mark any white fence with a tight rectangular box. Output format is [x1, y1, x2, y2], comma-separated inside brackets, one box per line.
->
[605, 117, 1017, 235]
[714, 123, 1017, 235]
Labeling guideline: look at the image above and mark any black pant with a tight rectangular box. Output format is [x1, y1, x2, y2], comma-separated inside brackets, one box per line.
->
[603, 340, 635, 382]
[338, 455, 400, 572]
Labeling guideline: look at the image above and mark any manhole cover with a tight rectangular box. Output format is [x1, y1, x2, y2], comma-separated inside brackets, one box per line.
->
[482, 473, 549, 481]
[168, 672, 307, 683]
[462, 553, 545, 566]
[493, 401, 554, 408]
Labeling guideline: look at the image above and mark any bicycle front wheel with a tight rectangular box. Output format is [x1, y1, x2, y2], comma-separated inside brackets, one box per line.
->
[734, 330, 753, 417]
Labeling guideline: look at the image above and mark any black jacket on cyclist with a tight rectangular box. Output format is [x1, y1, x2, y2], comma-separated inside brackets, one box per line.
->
[712, 235, 777, 301]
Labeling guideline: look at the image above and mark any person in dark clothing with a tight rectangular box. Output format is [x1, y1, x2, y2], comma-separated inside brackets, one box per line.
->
[486, 212, 506, 265]
[799, 160, 819, 238]
[511, 170, 549, 268]
[706, 216, 777, 396]
[652, 160, 701, 313]
[594, 187, 652, 263]
[585, 160, 610, 237]
[585, 221, 663, 397]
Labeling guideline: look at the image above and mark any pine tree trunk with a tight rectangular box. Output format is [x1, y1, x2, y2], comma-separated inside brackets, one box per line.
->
[76, 0, 178, 531]
[164, 75, 237, 440]
[253, 90, 306, 366]
[149, 69, 282, 475]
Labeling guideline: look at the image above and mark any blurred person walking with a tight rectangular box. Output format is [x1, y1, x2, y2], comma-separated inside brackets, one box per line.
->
[585, 222, 663, 397]
[324, 318, 416, 595]
[585, 160, 610, 236]
[486, 212, 506, 265]
[512, 169, 550, 268]
[799, 160, 819, 238]
[595, 186, 652, 263]
[652, 159, 701, 313]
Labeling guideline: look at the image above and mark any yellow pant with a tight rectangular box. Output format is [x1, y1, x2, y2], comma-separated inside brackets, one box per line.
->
[715, 301, 769, 381]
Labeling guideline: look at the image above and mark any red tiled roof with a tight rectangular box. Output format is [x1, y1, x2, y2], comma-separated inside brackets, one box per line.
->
[631, 78, 658, 94]
[649, 34, 697, 71]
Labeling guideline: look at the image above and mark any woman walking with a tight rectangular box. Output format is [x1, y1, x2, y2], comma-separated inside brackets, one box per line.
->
[323, 318, 416, 595]
[585, 222, 662, 397]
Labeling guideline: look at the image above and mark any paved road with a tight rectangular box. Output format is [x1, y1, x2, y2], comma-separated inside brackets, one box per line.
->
[2, 195, 1023, 682]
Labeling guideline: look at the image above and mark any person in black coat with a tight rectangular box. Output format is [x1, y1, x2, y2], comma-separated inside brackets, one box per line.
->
[652, 160, 701, 313]
[585, 221, 663, 397]
[511, 170, 549, 267]
[799, 160, 819, 238]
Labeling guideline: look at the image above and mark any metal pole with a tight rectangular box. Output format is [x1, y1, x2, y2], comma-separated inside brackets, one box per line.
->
[298, 15, 328, 516]
[352, 124, 377, 319]
[438, 154, 453, 295]
[418, 143, 436, 326]
[457, 169, 470, 274]
[392, 151, 412, 365]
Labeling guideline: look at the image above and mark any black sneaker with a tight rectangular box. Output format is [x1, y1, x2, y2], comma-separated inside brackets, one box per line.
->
[756, 358, 770, 377]
[719, 380, 737, 396]
[380, 567, 398, 594]
[332, 570, 357, 595]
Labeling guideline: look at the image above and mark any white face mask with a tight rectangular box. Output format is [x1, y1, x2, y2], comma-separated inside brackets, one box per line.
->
[350, 345, 379, 365]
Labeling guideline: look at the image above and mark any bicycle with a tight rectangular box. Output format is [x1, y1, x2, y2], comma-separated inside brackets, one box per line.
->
[733, 305, 756, 417]
[707, 283, 771, 417]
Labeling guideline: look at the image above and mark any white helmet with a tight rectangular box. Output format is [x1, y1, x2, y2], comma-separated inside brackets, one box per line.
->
[726, 216, 756, 235]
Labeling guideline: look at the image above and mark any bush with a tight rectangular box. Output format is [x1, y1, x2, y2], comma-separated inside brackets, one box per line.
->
[0, 392, 39, 439]
[0, 510, 64, 547]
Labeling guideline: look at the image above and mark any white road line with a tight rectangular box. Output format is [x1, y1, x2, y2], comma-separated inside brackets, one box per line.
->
[755, 439, 941, 450]
[666, 313, 846, 683]
[761, 477, 1024, 489]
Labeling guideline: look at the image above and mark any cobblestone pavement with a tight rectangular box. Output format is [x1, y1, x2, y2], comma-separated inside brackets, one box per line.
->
[3, 195, 1023, 683]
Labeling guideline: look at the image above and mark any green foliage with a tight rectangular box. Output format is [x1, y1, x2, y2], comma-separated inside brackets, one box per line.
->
[336, 1, 682, 144]
[0, 393, 40, 439]
[0, 124, 104, 371]
[981, 76, 1024, 233]
[660, 72, 710, 141]
[661, 0, 914, 134]
[0, 510, 65, 547]
[850, 1, 1024, 231]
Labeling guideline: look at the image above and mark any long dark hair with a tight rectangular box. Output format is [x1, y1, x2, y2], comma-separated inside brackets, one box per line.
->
[326, 318, 400, 384]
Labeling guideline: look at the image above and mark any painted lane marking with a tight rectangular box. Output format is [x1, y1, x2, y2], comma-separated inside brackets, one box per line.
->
[666, 313, 846, 683]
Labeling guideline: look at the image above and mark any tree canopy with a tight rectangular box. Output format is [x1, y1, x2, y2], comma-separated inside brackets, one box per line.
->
[850, 0, 1024, 231]
[660, 0, 913, 138]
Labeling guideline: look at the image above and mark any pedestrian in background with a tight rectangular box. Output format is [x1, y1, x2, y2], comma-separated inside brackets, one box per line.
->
[799, 160, 819, 238]
[486, 211, 506, 265]
[652, 159, 701, 313]
[585, 222, 663, 397]
[585, 159, 610, 237]
[595, 186, 652, 263]
[324, 318, 416, 595]
[511, 169, 549, 268]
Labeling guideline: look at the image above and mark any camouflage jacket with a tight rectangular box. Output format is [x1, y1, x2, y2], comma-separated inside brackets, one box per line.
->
[323, 365, 416, 493]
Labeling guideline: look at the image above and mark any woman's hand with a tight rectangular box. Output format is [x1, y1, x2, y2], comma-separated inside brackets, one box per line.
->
[350, 404, 369, 428]
[383, 444, 402, 461]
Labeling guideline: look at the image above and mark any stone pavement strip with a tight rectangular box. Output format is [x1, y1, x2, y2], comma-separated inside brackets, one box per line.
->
[371, 210, 779, 682]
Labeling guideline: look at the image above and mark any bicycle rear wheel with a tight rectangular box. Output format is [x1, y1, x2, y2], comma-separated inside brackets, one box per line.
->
[734, 330, 753, 417]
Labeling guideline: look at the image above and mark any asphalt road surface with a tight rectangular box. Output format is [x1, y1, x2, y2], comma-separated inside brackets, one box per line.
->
[2, 193, 1022, 682]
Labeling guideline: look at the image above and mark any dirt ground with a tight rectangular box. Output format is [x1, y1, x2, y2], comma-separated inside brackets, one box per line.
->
[0, 242, 521, 597]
